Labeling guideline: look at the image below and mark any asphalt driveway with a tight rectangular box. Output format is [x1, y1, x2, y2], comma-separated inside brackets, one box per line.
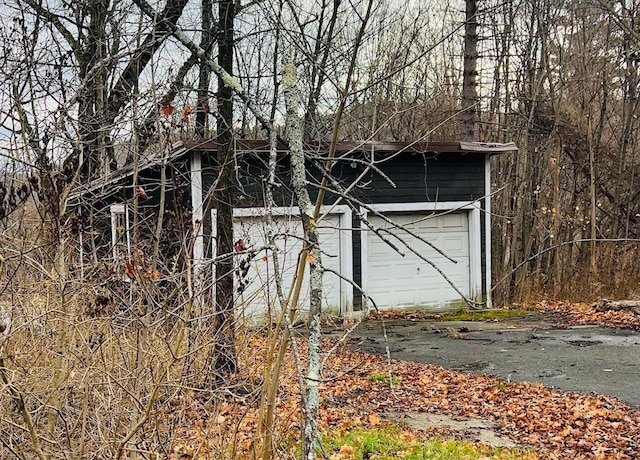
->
[335, 314, 640, 407]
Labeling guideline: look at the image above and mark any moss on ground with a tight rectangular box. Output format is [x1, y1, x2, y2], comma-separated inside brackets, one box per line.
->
[438, 309, 532, 322]
[322, 425, 536, 459]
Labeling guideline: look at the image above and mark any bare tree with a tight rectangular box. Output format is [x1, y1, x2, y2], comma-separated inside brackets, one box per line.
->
[211, 0, 238, 380]
[461, 0, 479, 140]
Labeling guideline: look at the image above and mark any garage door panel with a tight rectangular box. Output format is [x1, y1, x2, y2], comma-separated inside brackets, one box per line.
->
[410, 212, 465, 229]
[440, 236, 468, 256]
[372, 240, 466, 263]
[229, 213, 342, 321]
[441, 213, 466, 228]
[366, 212, 470, 309]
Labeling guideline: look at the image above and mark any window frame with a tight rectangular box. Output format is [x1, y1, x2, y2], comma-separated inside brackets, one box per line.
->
[110, 203, 131, 262]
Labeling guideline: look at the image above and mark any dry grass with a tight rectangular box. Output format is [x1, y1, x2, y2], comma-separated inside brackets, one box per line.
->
[2, 288, 179, 457]
[0, 233, 256, 459]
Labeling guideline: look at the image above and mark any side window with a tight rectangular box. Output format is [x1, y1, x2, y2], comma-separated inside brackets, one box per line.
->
[110, 204, 130, 261]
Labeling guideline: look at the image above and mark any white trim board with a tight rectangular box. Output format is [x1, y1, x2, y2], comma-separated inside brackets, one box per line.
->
[484, 155, 493, 308]
[360, 201, 483, 309]
[110, 203, 131, 260]
[211, 205, 353, 313]
[189, 150, 205, 271]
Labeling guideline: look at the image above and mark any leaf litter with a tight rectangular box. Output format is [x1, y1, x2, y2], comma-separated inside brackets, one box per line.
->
[167, 302, 640, 459]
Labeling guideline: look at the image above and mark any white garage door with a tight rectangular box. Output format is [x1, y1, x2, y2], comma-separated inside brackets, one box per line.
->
[366, 212, 470, 310]
[229, 212, 344, 321]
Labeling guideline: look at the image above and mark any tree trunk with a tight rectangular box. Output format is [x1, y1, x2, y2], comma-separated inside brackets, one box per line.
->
[212, 0, 237, 381]
[77, 0, 110, 181]
[461, 0, 478, 141]
[595, 299, 640, 314]
[303, 0, 340, 141]
[196, 0, 213, 137]
[588, 115, 597, 277]
[283, 61, 323, 460]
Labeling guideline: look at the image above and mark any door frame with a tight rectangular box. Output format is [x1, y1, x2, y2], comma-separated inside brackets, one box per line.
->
[360, 201, 482, 309]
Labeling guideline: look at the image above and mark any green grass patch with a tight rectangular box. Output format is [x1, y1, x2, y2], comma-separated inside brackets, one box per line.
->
[367, 372, 400, 385]
[323, 425, 535, 459]
[439, 309, 531, 322]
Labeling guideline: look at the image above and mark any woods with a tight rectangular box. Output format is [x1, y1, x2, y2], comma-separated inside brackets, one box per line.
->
[487, 0, 640, 302]
[1, 0, 640, 458]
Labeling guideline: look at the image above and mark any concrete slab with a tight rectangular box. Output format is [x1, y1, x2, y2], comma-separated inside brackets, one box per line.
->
[331, 316, 640, 407]
[384, 411, 518, 448]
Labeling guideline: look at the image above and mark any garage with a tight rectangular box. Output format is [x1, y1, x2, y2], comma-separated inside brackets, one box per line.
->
[363, 205, 481, 310]
[79, 140, 516, 321]
[183, 139, 518, 315]
[213, 207, 352, 321]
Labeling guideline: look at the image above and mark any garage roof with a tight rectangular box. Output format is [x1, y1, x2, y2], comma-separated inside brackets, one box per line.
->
[68, 139, 517, 203]
[177, 139, 518, 155]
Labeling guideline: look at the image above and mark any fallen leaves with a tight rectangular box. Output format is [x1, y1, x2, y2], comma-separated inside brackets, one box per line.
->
[527, 300, 640, 331]
[368, 413, 381, 426]
[350, 358, 640, 459]
[331, 444, 356, 459]
[158, 301, 640, 459]
[160, 329, 640, 459]
[159, 100, 174, 116]
[368, 300, 640, 332]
